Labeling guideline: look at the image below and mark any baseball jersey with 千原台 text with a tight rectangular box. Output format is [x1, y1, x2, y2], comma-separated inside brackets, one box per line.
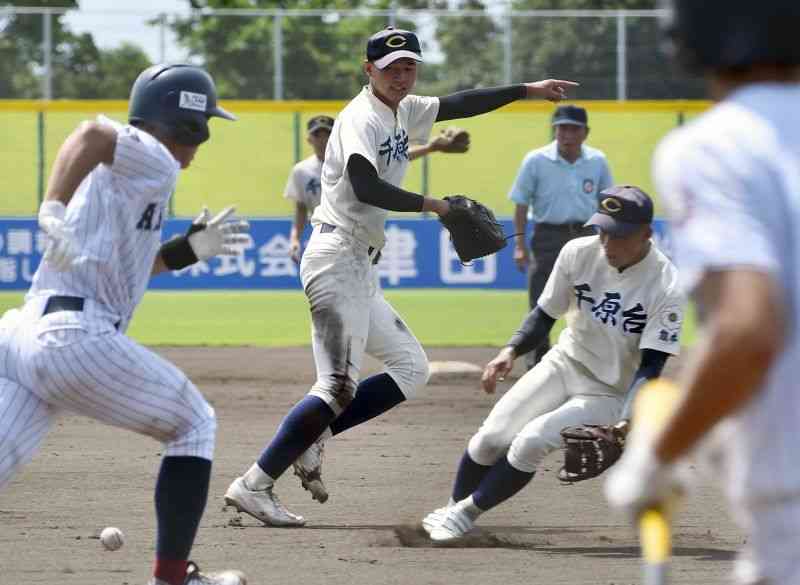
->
[26, 115, 179, 332]
[508, 141, 613, 224]
[537, 236, 683, 393]
[284, 155, 323, 213]
[313, 85, 439, 248]
[652, 82, 800, 507]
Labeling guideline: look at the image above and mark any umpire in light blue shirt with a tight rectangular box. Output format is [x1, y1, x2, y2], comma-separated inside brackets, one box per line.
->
[509, 104, 614, 369]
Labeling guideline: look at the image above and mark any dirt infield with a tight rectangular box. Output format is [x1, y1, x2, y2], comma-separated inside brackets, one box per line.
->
[0, 346, 741, 585]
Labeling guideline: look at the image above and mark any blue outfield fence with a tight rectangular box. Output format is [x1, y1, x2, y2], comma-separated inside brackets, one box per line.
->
[0, 217, 673, 291]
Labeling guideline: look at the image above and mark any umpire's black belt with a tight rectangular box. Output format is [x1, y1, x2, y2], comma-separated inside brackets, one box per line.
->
[42, 295, 84, 315]
[319, 223, 382, 265]
[535, 222, 594, 237]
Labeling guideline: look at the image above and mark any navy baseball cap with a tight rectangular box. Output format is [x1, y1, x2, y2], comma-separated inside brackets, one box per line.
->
[307, 115, 334, 135]
[552, 104, 588, 127]
[584, 185, 654, 236]
[366, 27, 423, 69]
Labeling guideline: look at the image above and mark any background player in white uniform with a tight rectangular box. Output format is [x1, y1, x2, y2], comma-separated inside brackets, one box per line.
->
[224, 25, 578, 526]
[606, 2, 800, 584]
[285, 114, 472, 263]
[0, 64, 249, 585]
[423, 186, 684, 542]
[285, 115, 335, 263]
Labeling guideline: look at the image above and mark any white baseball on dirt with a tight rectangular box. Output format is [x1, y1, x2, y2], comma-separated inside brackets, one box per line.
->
[99, 526, 124, 551]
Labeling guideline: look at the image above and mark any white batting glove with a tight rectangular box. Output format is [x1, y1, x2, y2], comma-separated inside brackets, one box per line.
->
[187, 205, 250, 260]
[38, 200, 80, 271]
[604, 441, 686, 518]
[193, 205, 212, 226]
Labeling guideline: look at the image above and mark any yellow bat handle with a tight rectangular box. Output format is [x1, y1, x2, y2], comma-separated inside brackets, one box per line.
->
[632, 379, 681, 585]
[640, 508, 671, 563]
[640, 507, 671, 584]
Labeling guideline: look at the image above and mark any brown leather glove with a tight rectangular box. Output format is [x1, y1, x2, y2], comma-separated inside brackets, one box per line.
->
[431, 126, 471, 153]
[558, 422, 628, 483]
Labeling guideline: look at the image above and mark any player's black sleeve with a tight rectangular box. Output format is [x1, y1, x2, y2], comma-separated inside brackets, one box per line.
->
[436, 85, 527, 122]
[505, 305, 557, 357]
[620, 349, 671, 419]
[634, 348, 670, 381]
[347, 154, 424, 212]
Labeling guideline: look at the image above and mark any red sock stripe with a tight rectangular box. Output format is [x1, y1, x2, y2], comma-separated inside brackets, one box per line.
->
[153, 558, 188, 585]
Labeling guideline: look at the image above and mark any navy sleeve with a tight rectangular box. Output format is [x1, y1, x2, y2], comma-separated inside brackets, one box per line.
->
[347, 154, 424, 212]
[620, 349, 671, 419]
[506, 305, 557, 356]
[436, 85, 527, 122]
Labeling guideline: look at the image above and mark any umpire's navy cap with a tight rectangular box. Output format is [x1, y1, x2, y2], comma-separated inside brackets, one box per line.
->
[366, 27, 423, 69]
[307, 115, 334, 134]
[552, 104, 588, 127]
[584, 185, 654, 236]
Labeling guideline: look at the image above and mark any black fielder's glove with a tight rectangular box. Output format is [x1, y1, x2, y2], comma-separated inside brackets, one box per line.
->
[439, 195, 507, 263]
[558, 423, 627, 483]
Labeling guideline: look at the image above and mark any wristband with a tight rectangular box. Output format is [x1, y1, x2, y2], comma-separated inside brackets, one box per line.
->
[160, 235, 199, 270]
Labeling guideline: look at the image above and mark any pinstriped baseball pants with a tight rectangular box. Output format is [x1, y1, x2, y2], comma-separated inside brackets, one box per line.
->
[0, 303, 216, 490]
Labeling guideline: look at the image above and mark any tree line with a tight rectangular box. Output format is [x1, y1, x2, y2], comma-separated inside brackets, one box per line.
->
[1, 0, 704, 100]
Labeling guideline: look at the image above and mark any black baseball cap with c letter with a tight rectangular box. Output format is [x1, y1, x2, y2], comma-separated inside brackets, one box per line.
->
[366, 27, 423, 69]
[584, 185, 654, 236]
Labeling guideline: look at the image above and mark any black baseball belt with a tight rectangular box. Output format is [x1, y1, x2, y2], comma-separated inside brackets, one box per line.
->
[41, 295, 121, 330]
[42, 295, 84, 315]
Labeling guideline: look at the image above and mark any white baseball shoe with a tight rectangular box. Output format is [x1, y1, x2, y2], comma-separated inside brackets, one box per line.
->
[292, 438, 328, 503]
[421, 505, 451, 534]
[147, 561, 247, 585]
[224, 476, 306, 527]
[429, 505, 475, 543]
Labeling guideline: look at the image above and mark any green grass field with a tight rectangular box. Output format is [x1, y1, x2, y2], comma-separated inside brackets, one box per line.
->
[1, 108, 688, 217]
[0, 290, 696, 348]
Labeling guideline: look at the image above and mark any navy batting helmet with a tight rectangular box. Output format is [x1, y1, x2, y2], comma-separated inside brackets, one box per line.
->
[128, 64, 235, 146]
[662, 0, 800, 72]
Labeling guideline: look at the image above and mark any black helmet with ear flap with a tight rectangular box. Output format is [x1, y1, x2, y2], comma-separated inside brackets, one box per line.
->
[128, 64, 235, 146]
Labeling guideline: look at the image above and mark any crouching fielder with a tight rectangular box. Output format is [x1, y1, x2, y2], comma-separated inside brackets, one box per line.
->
[423, 186, 685, 542]
[0, 64, 248, 585]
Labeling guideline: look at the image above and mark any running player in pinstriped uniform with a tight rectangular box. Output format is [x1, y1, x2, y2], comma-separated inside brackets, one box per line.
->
[224, 26, 577, 527]
[0, 64, 248, 585]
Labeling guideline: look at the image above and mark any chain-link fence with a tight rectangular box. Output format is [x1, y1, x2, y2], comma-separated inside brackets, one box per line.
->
[1, 6, 704, 101]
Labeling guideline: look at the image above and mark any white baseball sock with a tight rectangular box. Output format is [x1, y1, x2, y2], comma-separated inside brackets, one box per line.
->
[243, 463, 275, 490]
